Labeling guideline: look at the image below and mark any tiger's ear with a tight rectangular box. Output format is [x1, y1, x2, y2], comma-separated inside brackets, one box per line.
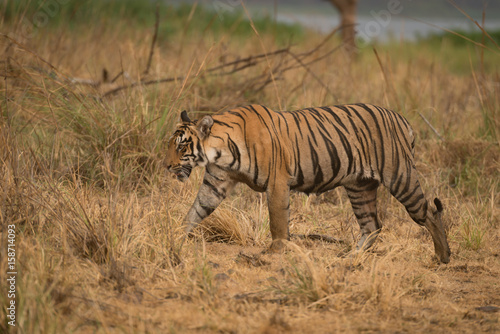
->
[180, 110, 191, 123]
[197, 116, 213, 139]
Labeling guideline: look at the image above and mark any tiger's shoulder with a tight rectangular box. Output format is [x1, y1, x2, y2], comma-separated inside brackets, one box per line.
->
[210, 104, 278, 130]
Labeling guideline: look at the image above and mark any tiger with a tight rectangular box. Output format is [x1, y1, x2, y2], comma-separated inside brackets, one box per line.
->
[165, 104, 451, 263]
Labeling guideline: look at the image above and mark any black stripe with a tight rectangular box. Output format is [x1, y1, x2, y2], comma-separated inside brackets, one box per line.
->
[403, 192, 425, 210]
[299, 111, 318, 145]
[346, 105, 373, 173]
[195, 207, 205, 219]
[316, 135, 341, 193]
[290, 136, 305, 190]
[207, 169, 224, 182]
[203, 179, 225, 199]
[200, 204, 215, 216]
[227, 137, 241, 169]
[213, 119, 234, 129]
[350, 198, 377, 207]
[320, 106, 349, 133]
[354, 212, 378, 220]
[252, 143, 259, 186]
[357, 104, 386, 180]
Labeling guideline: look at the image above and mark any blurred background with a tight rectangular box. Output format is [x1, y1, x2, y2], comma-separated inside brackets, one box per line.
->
[187, 0, 500, 42]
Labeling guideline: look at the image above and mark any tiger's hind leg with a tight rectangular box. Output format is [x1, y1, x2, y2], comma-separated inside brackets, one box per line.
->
[386, 171, 451, 263]
[344, 179, 382, 251]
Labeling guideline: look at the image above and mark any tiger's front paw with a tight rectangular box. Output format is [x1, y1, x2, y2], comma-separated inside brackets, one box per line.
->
[265, 239, 288, 253]
[184, 222, 199, 239]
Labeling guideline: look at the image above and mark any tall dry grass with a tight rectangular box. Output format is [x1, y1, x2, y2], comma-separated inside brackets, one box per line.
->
[0, 2, 499, 333]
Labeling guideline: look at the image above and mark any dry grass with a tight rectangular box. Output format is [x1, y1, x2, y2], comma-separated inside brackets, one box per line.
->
[1, 4, 499, 333]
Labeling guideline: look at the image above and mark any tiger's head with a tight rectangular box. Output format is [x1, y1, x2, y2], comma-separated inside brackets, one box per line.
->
[165, 110, 213, 182]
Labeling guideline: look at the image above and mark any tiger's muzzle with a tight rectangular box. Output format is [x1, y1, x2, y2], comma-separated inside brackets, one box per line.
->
[168, 165, 193, 182]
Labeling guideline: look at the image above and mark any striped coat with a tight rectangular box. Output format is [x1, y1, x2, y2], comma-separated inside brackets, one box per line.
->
[166, 104, 451, 263]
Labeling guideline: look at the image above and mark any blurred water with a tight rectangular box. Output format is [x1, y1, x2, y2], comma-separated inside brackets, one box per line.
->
[276, 12, 500, 43]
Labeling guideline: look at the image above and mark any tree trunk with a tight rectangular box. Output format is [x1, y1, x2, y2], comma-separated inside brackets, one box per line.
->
[327, 0, 358, 55]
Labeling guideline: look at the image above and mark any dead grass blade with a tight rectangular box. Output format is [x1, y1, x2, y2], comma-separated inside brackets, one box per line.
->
[447, 0, 500, 50]
[402, 15, 500, 55]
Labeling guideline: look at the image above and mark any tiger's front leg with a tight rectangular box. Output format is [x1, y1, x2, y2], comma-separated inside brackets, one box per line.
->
[266, 178, 291, 252]
[184, 166, 236, 235]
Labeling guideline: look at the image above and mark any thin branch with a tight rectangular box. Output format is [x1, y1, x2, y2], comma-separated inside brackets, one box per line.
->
[110, 70, 124, 83]
[293, 233, 345, 244]
[102, 76, 182, 98]
[68, 77, 100, 87]
[253, 76, 282, 94]
[280, 44, 342, 73]
[447, 0, 500, 50]
[294, 24, 342, 59]
[418, 112, 444, 141]
[206, 47, 289, 73]
[143, 3, 160, 76]
[102, 47, 289, 98]
[288, 51, 338, 101]
[1, 33, 60, 72]
[373, 48, 401, 110]
[241, 0, 282, 109]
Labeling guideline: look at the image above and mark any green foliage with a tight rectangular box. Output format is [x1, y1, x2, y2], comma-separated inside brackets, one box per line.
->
[365, 29, 499, 76]
[284, 258, 323, 302]
[1, 0, 303, 44]
[459, 216, 486, 251]
[444, 141, 499, 197]
[419, 30, 500, 72]
[419, 29, 500, 48]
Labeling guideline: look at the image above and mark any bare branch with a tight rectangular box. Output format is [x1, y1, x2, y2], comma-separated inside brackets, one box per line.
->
[418, 112, 444, 141]
[143, 4, 160, 76]
[288, 51, 338, 101]
[101, 48, 289, 98]
[293, 233, 345, 244]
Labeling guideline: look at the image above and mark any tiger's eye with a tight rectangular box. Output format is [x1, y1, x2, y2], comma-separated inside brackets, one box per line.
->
[177, 144, 187, 152]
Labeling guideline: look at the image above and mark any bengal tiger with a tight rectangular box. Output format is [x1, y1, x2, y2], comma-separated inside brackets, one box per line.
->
[165, 104, 451, 263]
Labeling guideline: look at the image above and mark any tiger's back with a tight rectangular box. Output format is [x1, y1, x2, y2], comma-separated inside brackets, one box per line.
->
[205, 104, 415, 193]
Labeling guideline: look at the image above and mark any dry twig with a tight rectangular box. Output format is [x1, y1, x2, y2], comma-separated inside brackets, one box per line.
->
[143, 4, 160, 76]
[293, 233, 345, 244]
[418, 112, 444, 141]
[101, 47, 290, 98]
